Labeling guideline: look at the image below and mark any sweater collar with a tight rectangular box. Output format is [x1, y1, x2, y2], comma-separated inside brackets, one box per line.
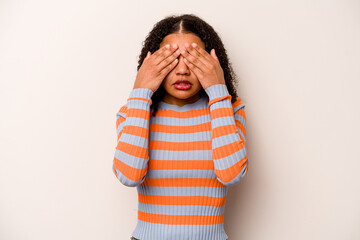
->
[158, 94, 209, 111]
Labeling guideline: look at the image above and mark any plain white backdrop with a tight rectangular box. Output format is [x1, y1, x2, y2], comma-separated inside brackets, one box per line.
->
[0, 0, 359, 239]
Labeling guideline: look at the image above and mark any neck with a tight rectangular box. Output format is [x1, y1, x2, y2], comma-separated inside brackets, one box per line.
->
[162, 93, 202, 107]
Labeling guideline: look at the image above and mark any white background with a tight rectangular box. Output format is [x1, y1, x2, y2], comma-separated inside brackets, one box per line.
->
[0, 0, 359, 239]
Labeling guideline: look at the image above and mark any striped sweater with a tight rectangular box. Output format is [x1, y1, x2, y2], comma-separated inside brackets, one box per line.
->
[113, 84, 248, 240]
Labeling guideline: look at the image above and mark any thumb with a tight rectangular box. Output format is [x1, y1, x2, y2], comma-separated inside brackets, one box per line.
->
[145, 51, 151, 60]
[210, 49, 218, 60]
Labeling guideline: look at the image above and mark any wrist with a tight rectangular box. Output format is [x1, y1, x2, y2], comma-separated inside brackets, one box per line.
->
[129, 87, 154, 100]
[204, 84, 229, 100]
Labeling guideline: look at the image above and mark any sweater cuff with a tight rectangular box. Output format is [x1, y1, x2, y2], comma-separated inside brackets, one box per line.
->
[204, 84, 229, 100]
[129, 88, 154, 100]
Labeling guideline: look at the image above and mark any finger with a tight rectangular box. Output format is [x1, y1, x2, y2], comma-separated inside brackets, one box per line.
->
[154, 44, 178, 66]
[152, 44, 170, 64]
[185, 43, 209, 67]
[183, 57, 203, 79]
[159, 57, 179, 77]
[145, 51, 151, 60]
[210, 49, 219, 61]
[188, 43, 219, 73]
[182, 44, 207, 71]
[192, 43, 215, 63]
[158, 48, 180, 71]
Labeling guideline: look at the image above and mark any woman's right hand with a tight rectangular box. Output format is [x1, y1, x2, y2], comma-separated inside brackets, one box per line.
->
[133, 44, 181, 93]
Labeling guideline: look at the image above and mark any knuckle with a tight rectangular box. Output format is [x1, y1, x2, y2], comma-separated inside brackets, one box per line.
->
[156, 70, 163, 78]
[154, 66, 161, 74]
[168, 61, 175, 67]
[164, 57, 172, 65]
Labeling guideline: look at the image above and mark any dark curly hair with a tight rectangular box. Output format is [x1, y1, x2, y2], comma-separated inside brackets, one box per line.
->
[137, 13, 240, 116]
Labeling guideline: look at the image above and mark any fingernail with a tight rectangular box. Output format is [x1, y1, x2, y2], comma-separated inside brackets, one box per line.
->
[192, 43, 197, 47]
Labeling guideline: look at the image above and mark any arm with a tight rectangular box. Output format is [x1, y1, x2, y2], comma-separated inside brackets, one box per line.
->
[112, 88, 154, 187]
[205, 84, 248, 187]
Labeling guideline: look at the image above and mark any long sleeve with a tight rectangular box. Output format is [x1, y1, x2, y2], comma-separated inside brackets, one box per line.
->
[204, 84, 248, 187]
[112, 88, 154, 187]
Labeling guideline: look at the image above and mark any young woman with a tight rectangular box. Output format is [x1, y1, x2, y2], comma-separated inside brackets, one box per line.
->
[113, 14, 248, 240]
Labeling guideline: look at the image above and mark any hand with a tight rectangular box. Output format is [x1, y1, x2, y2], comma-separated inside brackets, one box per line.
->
[133, 44, 181, 93]
[180, 42, 226, 90]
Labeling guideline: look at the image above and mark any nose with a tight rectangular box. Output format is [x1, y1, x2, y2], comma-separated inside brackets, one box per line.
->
[174, 54, 190, 75]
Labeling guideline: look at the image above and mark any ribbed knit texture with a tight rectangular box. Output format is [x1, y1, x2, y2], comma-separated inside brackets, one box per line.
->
[113, 84, 248, 240]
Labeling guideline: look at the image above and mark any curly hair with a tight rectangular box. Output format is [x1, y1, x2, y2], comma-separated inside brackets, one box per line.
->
[136, 13, 240, 116]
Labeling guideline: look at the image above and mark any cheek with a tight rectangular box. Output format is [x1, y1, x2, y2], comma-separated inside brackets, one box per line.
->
[191, 75, 200, 82]
[161, 75, 172, 85]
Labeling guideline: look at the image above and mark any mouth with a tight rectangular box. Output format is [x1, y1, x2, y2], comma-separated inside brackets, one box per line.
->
[174, 80, 191, 85]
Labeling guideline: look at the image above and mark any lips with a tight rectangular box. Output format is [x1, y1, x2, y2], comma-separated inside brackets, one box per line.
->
[174, 80, 191, 85]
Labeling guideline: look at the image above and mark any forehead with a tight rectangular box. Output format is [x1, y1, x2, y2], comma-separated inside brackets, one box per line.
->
[160, 33, 205, 49]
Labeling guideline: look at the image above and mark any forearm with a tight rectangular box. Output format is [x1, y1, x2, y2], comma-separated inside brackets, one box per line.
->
[113, 88, 154, 187]
[205, 84, 248, 187]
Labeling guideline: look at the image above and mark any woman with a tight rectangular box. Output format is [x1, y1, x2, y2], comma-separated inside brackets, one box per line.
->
[113, 14, 248, 240]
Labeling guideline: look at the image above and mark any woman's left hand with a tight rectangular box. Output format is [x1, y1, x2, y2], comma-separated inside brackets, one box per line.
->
[181, 42, 226, 90]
